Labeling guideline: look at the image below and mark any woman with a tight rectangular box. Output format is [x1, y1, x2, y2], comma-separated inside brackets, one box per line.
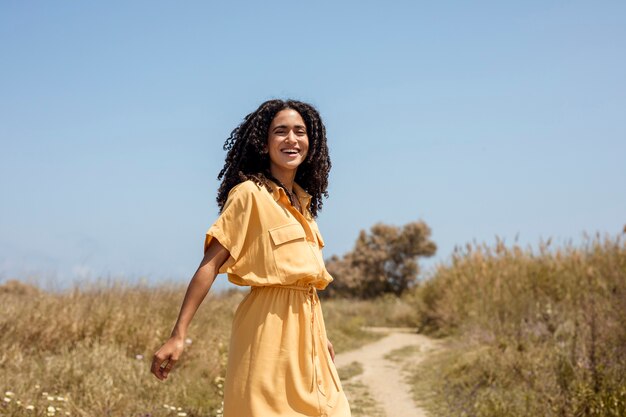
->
[151, 99, 351, 417]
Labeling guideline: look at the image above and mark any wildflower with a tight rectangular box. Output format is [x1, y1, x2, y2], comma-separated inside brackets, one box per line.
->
[42, 392, 49, 396]
[136, 354, 144, 360]
[185, 338, 192, 345]
[47, 396, 55, 401]
[3, 397, 11, 403]
[26, 404, 35, 410]
[5, 391, 15, 397]
[169, 405, 177, 410]
[17, 400, 22, 405]
[65, 412, 70, 416]
[177, 407, 182, 410]
[35, 384, 41, 389]
[163, 404, 170, 408]
[56, 396, 65, 401]
[177, 413, 187, 417]
[48, 405, 56, 412]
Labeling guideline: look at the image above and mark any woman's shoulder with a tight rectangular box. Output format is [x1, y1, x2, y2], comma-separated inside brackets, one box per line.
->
[227, 179, 266, 200]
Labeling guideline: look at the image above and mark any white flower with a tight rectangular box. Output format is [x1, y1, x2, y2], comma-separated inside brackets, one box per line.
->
[3, 397, 11, 403]
[4, 391, 15, 397]
[185, 338, 193, 345]
[177, 413, 187, 417]
[26, 404, 35, 410]
[135, 354, 144, 360]
[47, 396, 55, 401]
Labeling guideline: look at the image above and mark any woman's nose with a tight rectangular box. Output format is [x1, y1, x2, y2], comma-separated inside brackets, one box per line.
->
[285, 130, 298, 143]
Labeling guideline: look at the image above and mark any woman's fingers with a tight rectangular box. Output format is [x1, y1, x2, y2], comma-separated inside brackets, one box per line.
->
[151, 352, 177, 380]
[151, 353, 167, 380]
[161, 358, 177, 378]
[151, 338, 184, 380]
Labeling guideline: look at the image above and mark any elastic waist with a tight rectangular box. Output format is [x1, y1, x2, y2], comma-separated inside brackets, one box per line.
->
[251, 284, 316, 293]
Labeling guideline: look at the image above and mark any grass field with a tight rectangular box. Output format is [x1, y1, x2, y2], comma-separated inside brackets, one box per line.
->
[2, 231, 624, 416]
[0, 278, 416, 417]
[411, 232, 626, 417]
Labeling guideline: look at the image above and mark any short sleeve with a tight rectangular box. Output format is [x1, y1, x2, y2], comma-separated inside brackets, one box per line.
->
[204, 183, 257, 274]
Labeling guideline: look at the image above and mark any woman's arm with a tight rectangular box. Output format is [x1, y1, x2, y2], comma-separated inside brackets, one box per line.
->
[151, 238, 230, 381]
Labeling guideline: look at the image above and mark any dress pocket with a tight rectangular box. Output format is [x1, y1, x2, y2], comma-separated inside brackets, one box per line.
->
[268, 223, 318, 279]
[268, 222, 306, 245]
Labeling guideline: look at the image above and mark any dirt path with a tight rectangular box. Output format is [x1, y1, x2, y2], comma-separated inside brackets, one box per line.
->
[334, 327, 441, 417]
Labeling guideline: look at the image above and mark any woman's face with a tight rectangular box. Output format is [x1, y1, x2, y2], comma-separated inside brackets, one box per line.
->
[266, 108, 309, 175]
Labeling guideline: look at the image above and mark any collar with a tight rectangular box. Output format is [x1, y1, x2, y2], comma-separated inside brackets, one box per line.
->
[267, 179, 312, 208]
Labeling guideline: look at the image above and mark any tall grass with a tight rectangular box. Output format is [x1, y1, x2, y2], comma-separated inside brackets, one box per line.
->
[1, 279, 238, 416]
[0, 279, 382, 416]
[413, 232, 626, 416]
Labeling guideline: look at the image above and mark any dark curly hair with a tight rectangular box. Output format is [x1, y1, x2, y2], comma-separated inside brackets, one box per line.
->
[215, 99, 331, 218]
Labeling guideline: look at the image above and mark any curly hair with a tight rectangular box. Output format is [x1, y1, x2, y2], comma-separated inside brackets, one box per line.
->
[215, 99, 331, 218]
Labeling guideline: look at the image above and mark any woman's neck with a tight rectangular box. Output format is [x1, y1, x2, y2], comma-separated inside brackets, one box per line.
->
[269, 167, 296, 193]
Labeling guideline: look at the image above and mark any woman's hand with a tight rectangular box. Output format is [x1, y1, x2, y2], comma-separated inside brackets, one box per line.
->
[151, 336, 185, 381]
[150, 238, 229, 381]
[327, 339, 336, 363]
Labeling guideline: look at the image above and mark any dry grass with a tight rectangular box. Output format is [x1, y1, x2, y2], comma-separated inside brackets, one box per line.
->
[0, 279, 383, 417]
[411, 232, 626, 416]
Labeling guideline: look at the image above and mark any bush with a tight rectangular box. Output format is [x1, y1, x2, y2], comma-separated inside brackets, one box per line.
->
[412, 232, 626, 416]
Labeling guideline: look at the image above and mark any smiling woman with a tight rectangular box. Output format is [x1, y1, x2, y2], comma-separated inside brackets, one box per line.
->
[151, 99, 351, 417]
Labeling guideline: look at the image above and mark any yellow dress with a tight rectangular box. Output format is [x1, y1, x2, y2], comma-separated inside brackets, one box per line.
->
[204, 179, 351, 417]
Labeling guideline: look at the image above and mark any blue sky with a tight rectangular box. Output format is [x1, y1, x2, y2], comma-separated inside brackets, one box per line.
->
[1, 1, 625, 293]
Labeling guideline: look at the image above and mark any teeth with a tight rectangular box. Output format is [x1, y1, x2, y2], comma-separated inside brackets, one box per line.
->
[282, 150, 298, 154]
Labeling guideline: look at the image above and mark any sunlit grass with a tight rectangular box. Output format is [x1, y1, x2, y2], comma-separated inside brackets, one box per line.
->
[0, 278, 386, 416]
[411, 232, 626, 416]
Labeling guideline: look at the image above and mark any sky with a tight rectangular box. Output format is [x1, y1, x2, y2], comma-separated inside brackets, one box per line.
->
[1, 1, 625, 293]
